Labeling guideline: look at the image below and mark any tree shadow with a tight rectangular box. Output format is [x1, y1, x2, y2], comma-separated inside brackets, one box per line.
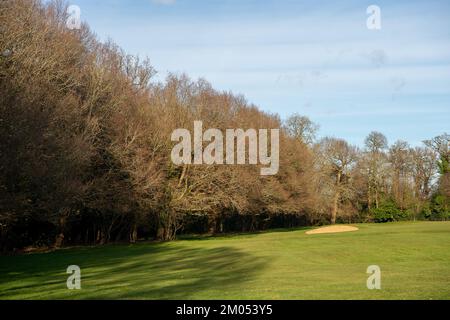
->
[178, 226, 313, 242]
[0, 243, 267, 299]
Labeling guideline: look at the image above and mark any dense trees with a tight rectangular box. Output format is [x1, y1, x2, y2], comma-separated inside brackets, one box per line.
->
[0, 0, 449, 251]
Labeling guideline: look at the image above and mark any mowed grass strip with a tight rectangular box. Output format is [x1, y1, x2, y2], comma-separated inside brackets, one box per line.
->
[1, 221, 449, 300]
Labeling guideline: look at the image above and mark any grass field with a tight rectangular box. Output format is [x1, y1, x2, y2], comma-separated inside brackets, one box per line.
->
[1, 221, 450, 300]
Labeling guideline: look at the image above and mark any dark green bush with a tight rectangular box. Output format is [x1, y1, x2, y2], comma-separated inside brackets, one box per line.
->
[371, 201, 406, 223]
[429, 195, 450, 220]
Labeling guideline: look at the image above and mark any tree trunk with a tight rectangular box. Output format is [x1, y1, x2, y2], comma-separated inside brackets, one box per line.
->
[54, 232, 65, 248]
[54, 214, 67, 248]
[129, 224, 138, 243]
[375, 188, 379, 209]
[331, 171, 341, 224]
[331, 191, 339, 224]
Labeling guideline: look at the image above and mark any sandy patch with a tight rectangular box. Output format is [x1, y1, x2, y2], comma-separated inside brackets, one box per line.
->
[306, 225, 359, 235]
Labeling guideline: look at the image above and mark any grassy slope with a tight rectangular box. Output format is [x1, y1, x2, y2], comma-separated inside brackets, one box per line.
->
[1, 222, 450, 300]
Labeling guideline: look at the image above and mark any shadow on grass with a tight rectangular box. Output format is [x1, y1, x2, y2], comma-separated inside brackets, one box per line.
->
[178, 226, 314, 242]
[0, 243, 267, 299]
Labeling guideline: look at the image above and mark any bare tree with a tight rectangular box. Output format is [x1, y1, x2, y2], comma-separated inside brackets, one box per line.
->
[364, 131, 388, 209]
[317, 138, 358, 224]
[424, 134, 450, 201]
[410, 147, 437, 218]
[389, 140, 412, 209]
[284, 114, 319, 145]
[411, 147, 436, 198]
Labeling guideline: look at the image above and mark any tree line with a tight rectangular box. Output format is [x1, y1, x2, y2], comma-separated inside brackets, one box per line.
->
[1, 0, 448, 252]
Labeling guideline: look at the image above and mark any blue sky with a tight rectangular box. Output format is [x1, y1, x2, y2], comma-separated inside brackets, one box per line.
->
[68, 0, 449, 146]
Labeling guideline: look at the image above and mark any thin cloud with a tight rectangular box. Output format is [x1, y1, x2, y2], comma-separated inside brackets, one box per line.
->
[151, 0, 176, 5]
[361, 49, 388, 68]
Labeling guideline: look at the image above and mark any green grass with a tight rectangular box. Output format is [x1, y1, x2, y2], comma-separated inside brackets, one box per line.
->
[1, 221, 450, 300]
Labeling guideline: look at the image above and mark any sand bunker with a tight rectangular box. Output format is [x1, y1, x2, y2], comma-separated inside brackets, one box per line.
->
[306, 225, 359, 235]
